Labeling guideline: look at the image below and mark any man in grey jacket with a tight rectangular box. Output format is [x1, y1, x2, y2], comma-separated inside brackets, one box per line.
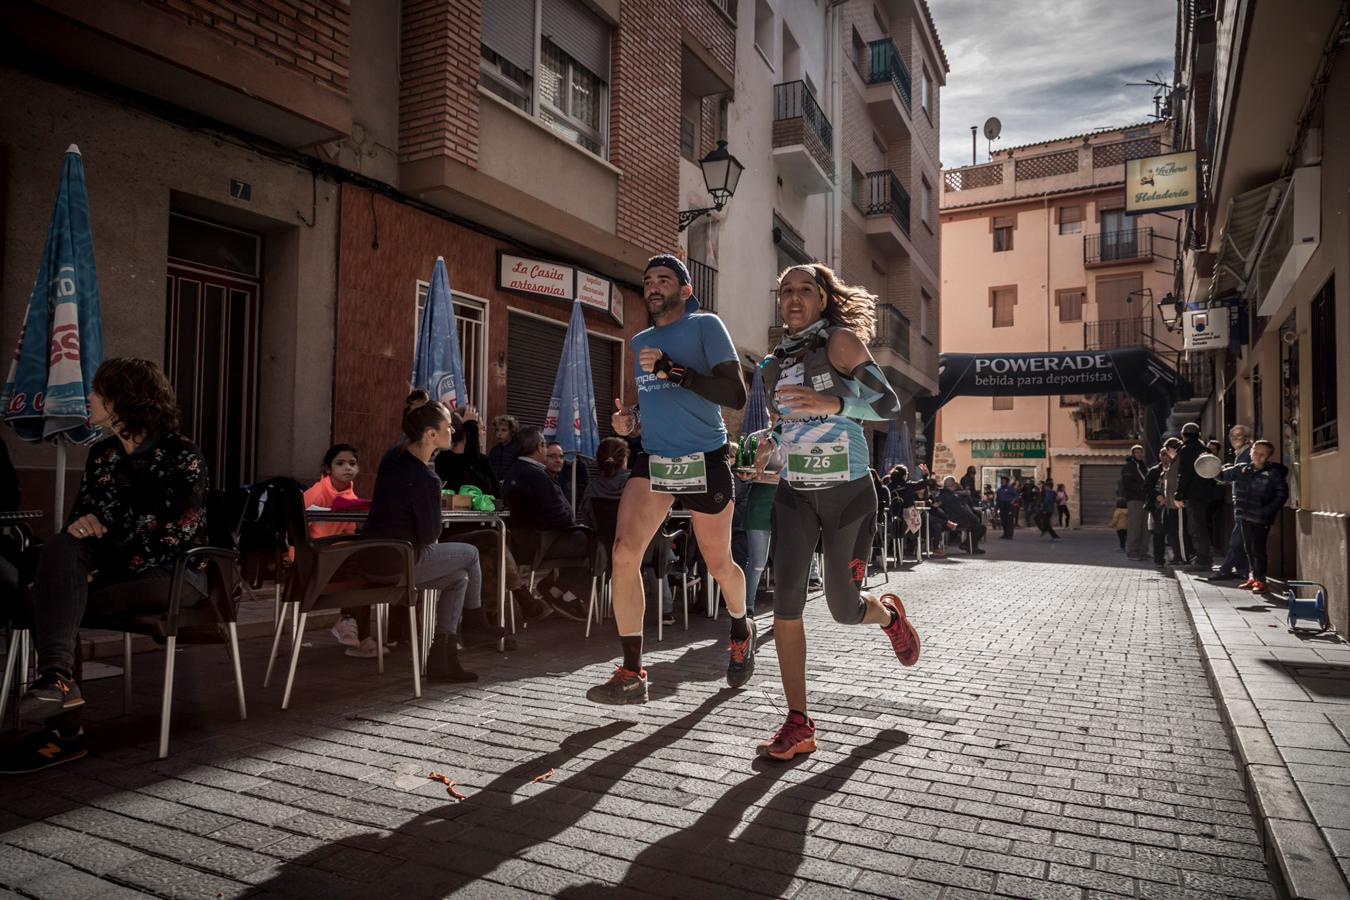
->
[1120, 445, 1149, 559]
[1208, 425, 1253, 582]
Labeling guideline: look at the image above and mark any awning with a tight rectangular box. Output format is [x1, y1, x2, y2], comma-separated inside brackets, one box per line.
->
[1209, 178, 1287, 301]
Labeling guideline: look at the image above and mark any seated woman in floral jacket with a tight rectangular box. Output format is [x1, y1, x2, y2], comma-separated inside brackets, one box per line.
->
[6, 358, 209, 774]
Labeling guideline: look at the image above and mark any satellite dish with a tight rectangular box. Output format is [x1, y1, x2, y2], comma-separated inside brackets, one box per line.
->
[983, 117, 1002, 141]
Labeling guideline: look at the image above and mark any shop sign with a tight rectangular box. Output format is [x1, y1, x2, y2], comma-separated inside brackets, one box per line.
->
[1125, 150, 1198, 215]
[498, 252, 624, 325]
[971, 439, 1046, 459]
[1183, 307, 1229, 350]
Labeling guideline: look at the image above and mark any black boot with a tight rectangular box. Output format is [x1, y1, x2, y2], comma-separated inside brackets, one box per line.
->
[462, 608, 517, 651]
[514, 587, 554, 624]
[426, 634, 477, 683]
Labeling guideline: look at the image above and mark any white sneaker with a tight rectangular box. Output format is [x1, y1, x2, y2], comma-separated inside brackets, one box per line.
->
[331, 616, 360, 648]
[344, 636, 379, 658]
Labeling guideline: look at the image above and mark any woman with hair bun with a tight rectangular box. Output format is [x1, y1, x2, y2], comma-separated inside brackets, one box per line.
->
[358, 390, 485, 682]
[750, 263, 922, 760]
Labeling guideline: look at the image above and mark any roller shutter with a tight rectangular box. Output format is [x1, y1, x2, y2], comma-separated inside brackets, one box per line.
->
[1078, 463, 1122, 526]
[506, 312, 616, 451]
[542, 0, 610, 79]
[483, 0, 536, 73]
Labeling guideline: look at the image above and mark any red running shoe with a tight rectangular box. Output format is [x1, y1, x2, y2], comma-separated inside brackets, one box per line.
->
[757, 711, 817, 760]
[1237, 578, 1257, 589]
[879, 593, 921, 667]
[1248, 580, 1268, 593]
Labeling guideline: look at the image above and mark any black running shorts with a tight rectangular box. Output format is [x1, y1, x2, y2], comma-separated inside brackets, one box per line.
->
[631, 444, 734, 514]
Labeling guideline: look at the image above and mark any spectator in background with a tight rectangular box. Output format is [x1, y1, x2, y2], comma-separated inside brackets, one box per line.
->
[545, 441, 590, 511]
[579, 437, 631, 528]
[1120, 444, 1149, 559]
[959, 466, 978, 502]
[1225, 439, 1288, 593]
[1110, 498, 1128, 551]
[1174, 422, 1219, 572]
[1020, 479, 1038, 527]
[302, 443, 366, 650]
[1055, 483, 1070, 528]
[1035, 479, 1061, 541]
[1148, 437, 1185, 566]
[436, 405, 498, 496]
[1209, 425, 1254, 583]
[488, 414, 519, 485]
[935, 476, 987, 554]
[504, 426, 589, 621]
[995, 476, 1018, 540]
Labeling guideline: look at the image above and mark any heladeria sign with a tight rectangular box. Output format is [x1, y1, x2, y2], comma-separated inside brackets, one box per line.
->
[497, 251, 624, 326]
[1125, 150, 1198, 215]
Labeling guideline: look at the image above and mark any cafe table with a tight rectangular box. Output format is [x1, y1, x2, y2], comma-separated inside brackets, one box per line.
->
[305, 508, 512, 663]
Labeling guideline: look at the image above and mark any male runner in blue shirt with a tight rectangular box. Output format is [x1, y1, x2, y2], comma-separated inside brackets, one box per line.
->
[587, 255, 753, 704]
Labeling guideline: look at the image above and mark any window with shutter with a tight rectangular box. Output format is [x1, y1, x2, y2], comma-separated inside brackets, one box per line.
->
[993, 215, 1014, 252]
[507, 313, 616, 444]
[991, 288, 1016, 327]
[1058, 205, 1084, 234]
[1056, 288, 1085, 322]
[480, 0, 535, 111]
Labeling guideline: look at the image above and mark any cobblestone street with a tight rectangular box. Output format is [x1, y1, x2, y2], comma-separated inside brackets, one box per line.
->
[0, 530, 1278, 899]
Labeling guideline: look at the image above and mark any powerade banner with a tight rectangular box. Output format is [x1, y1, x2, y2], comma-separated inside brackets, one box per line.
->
[934, 348, 1187, 406]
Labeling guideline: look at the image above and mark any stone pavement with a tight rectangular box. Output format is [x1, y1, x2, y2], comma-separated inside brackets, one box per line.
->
[0, 530, 1281, 899]
[1178, 570, 1350, 899]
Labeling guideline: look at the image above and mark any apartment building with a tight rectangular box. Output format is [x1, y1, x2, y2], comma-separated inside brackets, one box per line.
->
[937, 121, 1186, 525]
[1171, 0, 1348, 630]
[0, 0, 736, 496]
[833, 0, 947, 461]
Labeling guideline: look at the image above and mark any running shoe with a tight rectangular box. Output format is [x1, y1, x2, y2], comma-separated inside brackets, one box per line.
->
[727, 618, 756, 689]
[1237, 578, 1257, 589]
[1248, 580, 1268, 593]
[585, 666, 649, 705]
[661, 613, 676, 626]
[549, 598, 587, 622]
[17, 670, 84, 721]
[331, 615, 360, 648]
[878, 593, 921, 667]
[0, 727, 87, 775]
[757, 711, 817, 761]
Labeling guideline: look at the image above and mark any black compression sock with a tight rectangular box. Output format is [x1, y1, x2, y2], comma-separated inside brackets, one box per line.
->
[729, 615, 749, 640]
[620, 635, 643, 673]
[887, 609, 898, 628]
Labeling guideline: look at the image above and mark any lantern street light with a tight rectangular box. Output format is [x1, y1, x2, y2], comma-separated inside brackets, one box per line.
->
[1159, 292, 1186, 332]
[678, 140, 745, 232]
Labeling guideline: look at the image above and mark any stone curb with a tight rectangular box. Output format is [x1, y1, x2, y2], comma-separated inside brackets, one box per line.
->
[1175, 571, 1350, 900]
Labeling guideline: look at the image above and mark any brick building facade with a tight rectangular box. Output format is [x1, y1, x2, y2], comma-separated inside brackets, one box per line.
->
[0, 0, 736, 499]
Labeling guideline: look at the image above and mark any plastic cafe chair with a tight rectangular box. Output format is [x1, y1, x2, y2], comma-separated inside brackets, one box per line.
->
[259, 478, 421, 709]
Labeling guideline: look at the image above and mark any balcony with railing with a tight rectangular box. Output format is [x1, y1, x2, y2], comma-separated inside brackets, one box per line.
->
[1083, 316, 1150, 351]
[709, 0, 737, 24]
[690, 258, 717, 314]
[870, 304, 911, 363]
[1084, 227, 1154, 267]
[864, 38, 912, 137]
[861, 170, 911, 252]
[772, 81, 834, 195]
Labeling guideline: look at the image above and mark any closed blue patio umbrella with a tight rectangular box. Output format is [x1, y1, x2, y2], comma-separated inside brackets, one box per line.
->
[412, 256, 468, 410]
[881, 420, 904, 473]
[1, 145, 105, 529]
[544, 300, 599, 512]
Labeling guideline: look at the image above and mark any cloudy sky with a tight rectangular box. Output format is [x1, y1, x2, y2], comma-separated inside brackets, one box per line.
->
[926, 0, 1176, 168]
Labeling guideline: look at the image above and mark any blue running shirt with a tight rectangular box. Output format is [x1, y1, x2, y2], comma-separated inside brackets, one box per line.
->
[632, 303, 738, 457]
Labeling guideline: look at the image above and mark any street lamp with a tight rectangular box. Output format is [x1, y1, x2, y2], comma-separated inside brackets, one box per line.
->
[1159, 292, 1185, 332]
[678, 140, 744, 232]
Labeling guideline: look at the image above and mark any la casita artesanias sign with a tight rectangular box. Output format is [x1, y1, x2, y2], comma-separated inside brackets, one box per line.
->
[925, 348, 1189, 410]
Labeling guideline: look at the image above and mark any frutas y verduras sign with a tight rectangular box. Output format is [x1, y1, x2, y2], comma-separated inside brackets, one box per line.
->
[971, 439, 1046, 459]
[1125, 150, 1198, 215]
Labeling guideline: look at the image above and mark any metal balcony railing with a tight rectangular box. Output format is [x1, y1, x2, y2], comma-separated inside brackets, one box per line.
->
[1084, 227, 1153, 265]
[870, 305, 911, 361]
[689, 259, 717, 314]
[1083, 317, 1150, 350]
[864, 171, 911, 235]
[1179, 354, 1214, 400]
[866, 38, 911, 111]
[709, 0, 737, 22]
[772, 81, 834, 172]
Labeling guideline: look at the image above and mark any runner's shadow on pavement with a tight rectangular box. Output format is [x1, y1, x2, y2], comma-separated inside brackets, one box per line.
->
[556, 728, 910, 899]
[253, 690, 738, 898]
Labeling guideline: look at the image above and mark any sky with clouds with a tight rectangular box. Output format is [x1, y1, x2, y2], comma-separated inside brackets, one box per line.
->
[926, 0, 1177, 169]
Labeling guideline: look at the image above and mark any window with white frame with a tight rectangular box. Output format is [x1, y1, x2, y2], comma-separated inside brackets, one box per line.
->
[415, 282, 487, 411]
[920, 66, 930, 112]
[480, 0, 611, 158]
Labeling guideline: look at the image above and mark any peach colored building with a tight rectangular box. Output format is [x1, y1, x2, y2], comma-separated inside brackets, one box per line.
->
[936, 121, 1185, 525]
